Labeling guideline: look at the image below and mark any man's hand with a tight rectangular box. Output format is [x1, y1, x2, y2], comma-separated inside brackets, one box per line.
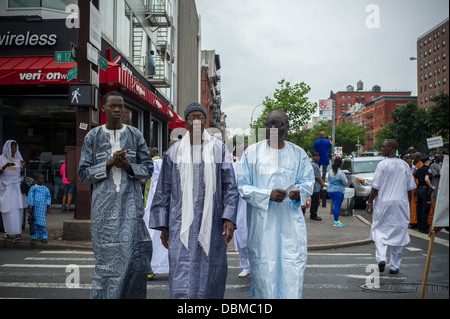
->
[160, 227, 169, 249]
[288, 190, 300, 200]
[223, 220, 235, 245]
[366, 205, 373, 214]
[270, 189, 286, 202]
[107, 149, 133, 173]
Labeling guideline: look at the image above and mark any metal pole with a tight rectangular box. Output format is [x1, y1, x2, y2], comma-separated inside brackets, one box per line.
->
[74, 0, 100, 220]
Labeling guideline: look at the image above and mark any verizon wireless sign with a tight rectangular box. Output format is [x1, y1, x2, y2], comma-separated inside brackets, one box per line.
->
[0, 31, 57, 47]
[0, 20, 77, 56]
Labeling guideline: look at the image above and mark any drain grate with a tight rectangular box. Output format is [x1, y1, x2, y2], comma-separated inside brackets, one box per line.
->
[360, 283, 449, 293]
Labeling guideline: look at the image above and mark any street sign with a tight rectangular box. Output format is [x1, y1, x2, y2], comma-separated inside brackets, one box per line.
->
[69, 84, 92, 107]
[319, 99, 332, 111]
[99, 56, 108, 71]
[90, 2, 102, 50]
[55, 51, 74, 63]
[67, 66, 77, 82]
[427, 136, 443, 149]
[87, 43, 99, 66]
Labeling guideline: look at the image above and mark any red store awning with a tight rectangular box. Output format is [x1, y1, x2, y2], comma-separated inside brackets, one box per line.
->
[100, 63, 184, 123]
[0, 56, 77, 85]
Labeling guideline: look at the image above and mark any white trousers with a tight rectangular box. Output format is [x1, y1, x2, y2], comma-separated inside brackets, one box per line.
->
[1, 208, 23, 235]
[238, 246, 251, 273]
[375, 242, 404, 271]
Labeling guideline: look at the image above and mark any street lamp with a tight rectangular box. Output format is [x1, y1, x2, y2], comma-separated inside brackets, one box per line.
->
[410, 56, 439, 95]
[250, 103, 263, 129]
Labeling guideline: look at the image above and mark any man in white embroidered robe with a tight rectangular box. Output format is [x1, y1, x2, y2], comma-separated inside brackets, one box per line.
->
[237, 110, 314, 299]
[149, 102, 238, 299]
[78, 91, 153, 299]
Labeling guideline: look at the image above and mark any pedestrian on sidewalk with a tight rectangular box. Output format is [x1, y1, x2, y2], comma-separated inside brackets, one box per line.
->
[60, 162, 75, 212]
[309, 152, 324, 221]
[237, 109, 314, 299]
[0, 140, 27, 243]
[366, 139, 416, 274]
[78, 91, 153, 299]
[414, 155, 436, 234]
[27, 173, 51, 244]
[327, 157, 347, 227]
[149, 102, 238, 299]
[314, 131, 332, 181]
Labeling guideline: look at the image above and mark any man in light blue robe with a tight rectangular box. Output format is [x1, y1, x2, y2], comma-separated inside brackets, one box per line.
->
[149, 102, 238, 299]
[78, 91, 153, 299]
[237, 110, 314, 299]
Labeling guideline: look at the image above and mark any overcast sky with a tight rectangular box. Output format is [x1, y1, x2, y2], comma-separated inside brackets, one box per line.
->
[194, 0, 449, 135]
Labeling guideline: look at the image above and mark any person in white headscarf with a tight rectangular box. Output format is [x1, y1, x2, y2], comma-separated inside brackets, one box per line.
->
[0, 140, 27, 243]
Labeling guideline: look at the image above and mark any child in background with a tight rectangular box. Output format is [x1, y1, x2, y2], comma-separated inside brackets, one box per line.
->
[27, 173, 51, 244]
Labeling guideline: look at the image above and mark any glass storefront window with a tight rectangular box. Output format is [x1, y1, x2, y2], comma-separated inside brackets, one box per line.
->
[100, 0, 114, 42]
[116, 0, 131, 58]
[8, 0, 40, 7]
[0, 96, 76, 203]
[8, 0, 78, 10]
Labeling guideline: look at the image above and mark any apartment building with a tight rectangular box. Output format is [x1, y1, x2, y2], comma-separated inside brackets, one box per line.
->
[0, 0, 201, 200]
[414, 17, 449, 109]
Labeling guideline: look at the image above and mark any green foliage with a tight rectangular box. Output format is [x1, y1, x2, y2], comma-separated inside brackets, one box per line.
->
[289, 121, 367, 156]
[373, 127, 394, 150]
[428, 92, 449, 139]
[388, 100, 430, 153]
[252, 79, 317, 133]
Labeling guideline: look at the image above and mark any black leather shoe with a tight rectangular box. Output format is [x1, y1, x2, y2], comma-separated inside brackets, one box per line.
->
[310, 216, 322, 221]
[389, 269, 399, 274]
[378, 261, 386, 273]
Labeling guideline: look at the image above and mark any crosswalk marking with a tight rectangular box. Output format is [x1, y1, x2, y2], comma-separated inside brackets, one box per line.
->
[25, 257, 95, 261]
[39, 251, 94, 255]
[1, 264, 95, 269]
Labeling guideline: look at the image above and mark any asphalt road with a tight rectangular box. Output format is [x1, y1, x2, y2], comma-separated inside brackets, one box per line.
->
[0, 208, 448, 301]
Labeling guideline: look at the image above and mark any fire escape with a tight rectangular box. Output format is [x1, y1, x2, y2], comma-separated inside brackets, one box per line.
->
[144, 0, 173, 88]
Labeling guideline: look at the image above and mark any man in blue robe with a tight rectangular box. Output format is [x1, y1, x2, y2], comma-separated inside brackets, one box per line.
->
[149, 102, 238, 299]
[78, 91, 153, 299]
[237, 110, 314, 299]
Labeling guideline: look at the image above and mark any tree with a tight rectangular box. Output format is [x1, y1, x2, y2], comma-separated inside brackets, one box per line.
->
[334, 122, 368, 155]
[427, 92, 449, 139]
[373, 126, 394, 151]
[289, 121, 367, 156]
[388, 100, 430, 153]
[252, 79, 317, 133]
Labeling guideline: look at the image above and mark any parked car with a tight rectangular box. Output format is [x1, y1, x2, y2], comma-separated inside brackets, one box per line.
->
[342, 156, 385, 208]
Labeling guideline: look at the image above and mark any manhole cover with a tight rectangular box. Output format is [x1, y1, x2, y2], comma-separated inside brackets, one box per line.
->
[360, 283, 449, 293]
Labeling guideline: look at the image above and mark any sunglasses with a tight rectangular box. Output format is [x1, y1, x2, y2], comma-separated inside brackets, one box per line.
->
[265, 122, 288, 128]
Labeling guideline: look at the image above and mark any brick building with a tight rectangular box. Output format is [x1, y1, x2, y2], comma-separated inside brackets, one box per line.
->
[201, 50, 222, 130]
[414, 17, 449, 109]
[327, 81, 415, 151]
[331, 82, 411, 124]
[353, 96, 417, 150]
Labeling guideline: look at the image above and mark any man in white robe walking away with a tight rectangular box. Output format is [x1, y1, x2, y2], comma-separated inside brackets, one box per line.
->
[237, 110, 314, 299]
[366, 139, 416, 274]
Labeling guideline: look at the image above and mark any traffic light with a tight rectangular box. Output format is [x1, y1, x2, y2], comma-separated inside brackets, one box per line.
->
[357, 137, 360, 144]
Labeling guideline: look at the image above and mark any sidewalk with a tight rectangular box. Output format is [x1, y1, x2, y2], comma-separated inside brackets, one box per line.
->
[1, 204, 374, 251]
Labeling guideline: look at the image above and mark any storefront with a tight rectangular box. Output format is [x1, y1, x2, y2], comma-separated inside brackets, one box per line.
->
[0, 18, 183, 202]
